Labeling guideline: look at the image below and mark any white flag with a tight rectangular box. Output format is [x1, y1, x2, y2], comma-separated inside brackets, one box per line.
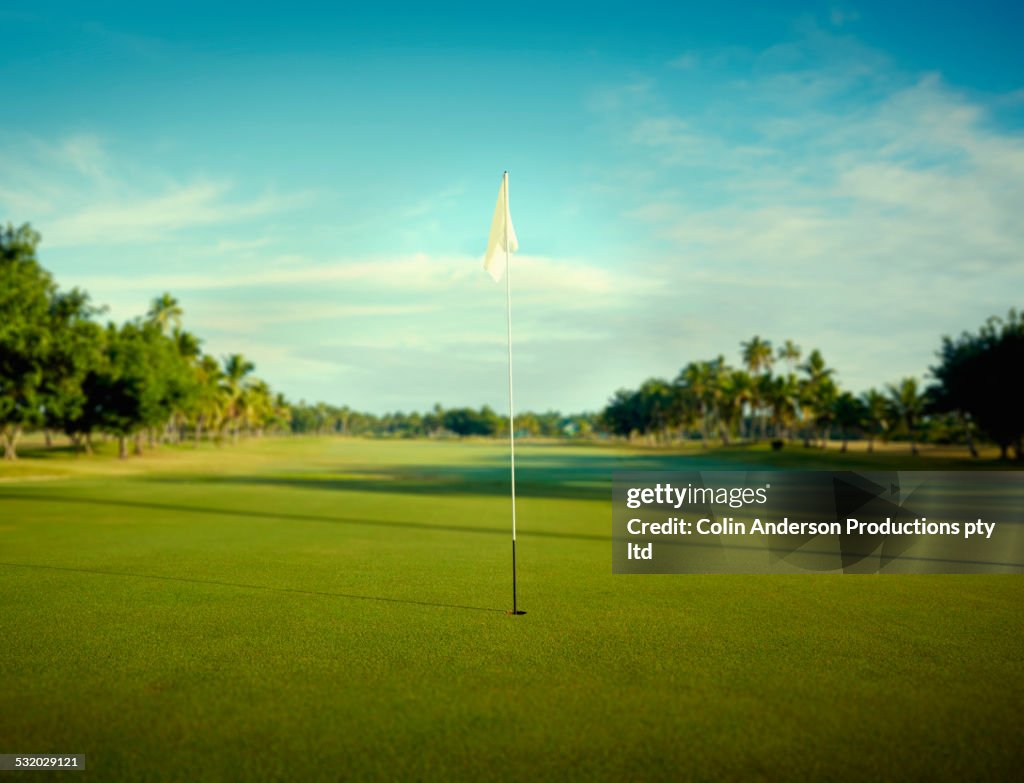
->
[483, 171, 518, 281]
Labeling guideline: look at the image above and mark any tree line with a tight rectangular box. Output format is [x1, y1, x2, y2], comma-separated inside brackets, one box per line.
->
[3, 222, 1021, 460]
[287, 401, 597, 440]
[1, 222, 593, 459]
[600, 319, 1023, 459]
[1, 224, 293, 459]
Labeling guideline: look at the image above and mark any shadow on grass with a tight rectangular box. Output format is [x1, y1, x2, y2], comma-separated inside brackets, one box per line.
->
[0, 493, 609, 542]
[139, 451, 758, 501]
[0, 560, 507, 614]
[136, 446, 1002, 503]
[10, 444, 84, 460]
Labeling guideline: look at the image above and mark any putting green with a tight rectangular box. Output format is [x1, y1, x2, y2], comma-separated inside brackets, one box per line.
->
[1, 438, 1021, 780]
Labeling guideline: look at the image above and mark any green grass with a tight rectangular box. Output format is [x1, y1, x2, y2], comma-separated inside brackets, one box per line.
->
[1, 438, 1021, 781]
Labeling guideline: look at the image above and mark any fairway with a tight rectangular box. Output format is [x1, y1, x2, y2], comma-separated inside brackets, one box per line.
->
[1, 438, 1022, 781]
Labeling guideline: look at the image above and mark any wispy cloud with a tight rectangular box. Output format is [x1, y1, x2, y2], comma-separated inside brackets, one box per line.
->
[585, 79, 655, 113]
[53, 134, 108, 180]
[667, 52, 699, 70]
[71, 252, 654, 306]
[401, 184, 465, 219]
[210, 236, 272, 254]
[829, 6, 860, 27]
[3, 18, 1020, 413]
[590, 27, 1024, 393]
[46, 181, 306, 246]
[0, 133, 309, 247]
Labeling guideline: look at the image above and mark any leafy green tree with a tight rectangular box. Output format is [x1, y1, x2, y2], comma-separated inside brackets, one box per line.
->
[164, 327, 203, 443]
[289, 400, 318, 435]
[514, 411, 541, 437]
[601, 389, 644, 438]
[142, 324, 202, 448]
[84, 323, 153, 458]
[80, 320, 187, 457]
[534, 410, 565, 438]
[346, 410, 378, 435]
[443, 406, 498, 436]
[1, 224, 54, 459]
[929, 310, 1024, 460]
[566, 413, 596, 438]
[833, 391, 865, 452]
[422, 403, 444, 436]
[42, 290, 104, 452]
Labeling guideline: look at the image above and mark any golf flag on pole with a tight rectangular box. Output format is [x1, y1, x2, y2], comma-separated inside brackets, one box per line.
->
[484, 171, 524, 616]
[484, 172, 518, 281]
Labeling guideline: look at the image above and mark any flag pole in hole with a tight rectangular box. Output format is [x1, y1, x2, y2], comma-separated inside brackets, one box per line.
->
[484, 171, 525, 616]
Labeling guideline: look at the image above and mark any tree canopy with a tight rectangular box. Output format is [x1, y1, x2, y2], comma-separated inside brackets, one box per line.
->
[2, 222, 1020, 460]
[929, 310, 1024, 459]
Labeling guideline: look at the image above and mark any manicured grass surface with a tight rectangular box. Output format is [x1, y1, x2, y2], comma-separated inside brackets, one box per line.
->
[1, 438, 1021, 781]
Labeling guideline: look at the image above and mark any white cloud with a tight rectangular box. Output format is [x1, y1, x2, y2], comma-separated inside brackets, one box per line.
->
[4, 24, 1020, 414]
[69, 252, 653, 305]
[44, 182, 306, 246]
[592, 32, 1024, 394]
[585, 79, 654, 113]
[211, 236, 272, 254]
[0, 133, 309, 247]
[54, 134, 108, 180]
[829, 7, 860, 27]
[668, 53, 699, 70]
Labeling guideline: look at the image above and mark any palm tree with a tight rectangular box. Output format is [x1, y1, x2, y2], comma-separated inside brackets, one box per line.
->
[676, 361, 716, 447]
[766, 373, 800, 441]
[673, 386, 702, 443]
[756, 372, 778, 438]
[343, 405, 357, 436]
[241, 380, 272, 436]
[741, 336, 773, 440]
[146, 292, 183, 334]
[271, 392, 292, 435]
[162, 327, 203, 443]
[777, 340, 801, 374]
[716, 368, 752, 445]
[861, 389, 889, 452]
[725, 369, 754, 443]
[741, 336, 773, 375]
[637, 378, 676, 443]
[172, 327, 201, 360]
[192, 355, 225, 445]
[888, 377, 925, 456]
[800, 349, 832, 385]
[221, 353, 255, 444]
[798, 349, 835, 447]
[815, 377, 839, 448]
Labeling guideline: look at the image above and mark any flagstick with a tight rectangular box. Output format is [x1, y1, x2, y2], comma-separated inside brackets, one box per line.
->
[504, 172, 524, 616]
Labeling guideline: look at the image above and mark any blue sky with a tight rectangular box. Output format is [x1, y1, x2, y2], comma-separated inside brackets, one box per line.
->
[2, 2, 1022, 413]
